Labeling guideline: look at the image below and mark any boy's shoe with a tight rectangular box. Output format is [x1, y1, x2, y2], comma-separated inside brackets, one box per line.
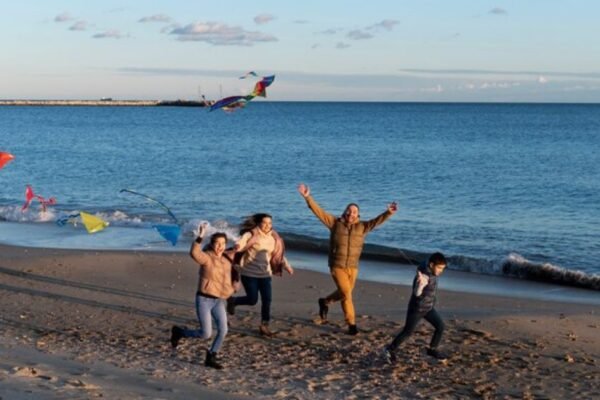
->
[226, 297, 236, 316]
[259, 323, 274, 338]
[170, 325, 184, 349]
[205, 351, 224, 370]
[382, 346, 397, 364]
[347, 324, 358, 336]
[426, 348, 448, 361]
[318, 298, 329, 321]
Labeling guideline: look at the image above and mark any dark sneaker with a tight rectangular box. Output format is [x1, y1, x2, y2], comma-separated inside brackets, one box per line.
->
[259, 323, 274, 338]
[170, 325, 184, 349]
[205, 351, 224, 370]
[318, 298, 329, 321]
[347, 324, 358, 336]
[426, 348, 448, 361]
[226, 297, 236, 316]
[382, 346, 397, 364]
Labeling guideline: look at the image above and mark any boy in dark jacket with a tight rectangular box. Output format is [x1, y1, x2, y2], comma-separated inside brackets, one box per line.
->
[383, 252, 448, 362]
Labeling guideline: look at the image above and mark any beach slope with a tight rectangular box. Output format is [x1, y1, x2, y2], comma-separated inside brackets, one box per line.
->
[0, 244, 598, 399]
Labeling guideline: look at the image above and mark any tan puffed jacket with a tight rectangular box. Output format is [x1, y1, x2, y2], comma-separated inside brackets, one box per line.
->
[304, 195, 393, 269]
[192, 247, 236, 299]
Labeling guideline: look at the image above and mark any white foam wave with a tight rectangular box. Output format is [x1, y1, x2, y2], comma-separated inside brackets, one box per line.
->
[498, 252, 599, 290]
[0, 205, 58, 223]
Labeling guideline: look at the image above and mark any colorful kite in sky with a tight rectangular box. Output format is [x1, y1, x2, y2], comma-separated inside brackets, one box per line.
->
[210, 75, 276, 112]
[57, 212, 109, 233]
[120, 189, 181, 245]
[22, 185, 56, 212]
[0, 152, 14, 170]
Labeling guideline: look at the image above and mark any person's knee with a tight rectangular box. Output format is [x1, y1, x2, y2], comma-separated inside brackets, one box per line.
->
[437, 320, 445, 333]
[200, 328, 212, 340]
[220, 325, 228, 337]
[246, 294, 259, 305]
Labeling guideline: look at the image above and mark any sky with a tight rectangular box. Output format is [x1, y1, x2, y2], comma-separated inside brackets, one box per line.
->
[2, 1, 600, 102]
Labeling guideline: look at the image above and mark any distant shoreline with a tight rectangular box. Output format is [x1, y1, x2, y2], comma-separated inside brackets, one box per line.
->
[0, 99, 208, 107]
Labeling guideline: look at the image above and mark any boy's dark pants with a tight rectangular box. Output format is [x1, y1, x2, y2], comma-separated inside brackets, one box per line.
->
[389, 308, 444, 351]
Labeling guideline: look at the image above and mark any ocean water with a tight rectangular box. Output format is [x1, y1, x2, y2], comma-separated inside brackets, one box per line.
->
[1, 103, 599, 289]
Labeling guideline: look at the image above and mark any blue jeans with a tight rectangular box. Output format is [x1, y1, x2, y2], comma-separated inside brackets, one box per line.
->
[232, 276, 272, 323]
[389, 308, 444, 351]
[182, 295, 228, 353]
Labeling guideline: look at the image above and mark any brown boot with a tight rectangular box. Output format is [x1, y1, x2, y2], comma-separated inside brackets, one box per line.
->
[318, 298, 329, 322]
[259, 322, 274, 338]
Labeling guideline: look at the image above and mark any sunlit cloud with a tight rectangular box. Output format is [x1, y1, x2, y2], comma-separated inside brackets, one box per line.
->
[139, 14, 172, 23]
[420, 84, 444, 93]
[254, 13, 275, 25]
[538, 75, 548, 84]
[479, 81, 520, 89]
[397, 68, 600, 80]
[169, 22, 277, 46]
[93, 30, 127, 39]
[458, 81, 521, 90]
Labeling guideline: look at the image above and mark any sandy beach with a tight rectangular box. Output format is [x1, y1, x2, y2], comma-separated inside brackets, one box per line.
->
[0, 243, 598, 399]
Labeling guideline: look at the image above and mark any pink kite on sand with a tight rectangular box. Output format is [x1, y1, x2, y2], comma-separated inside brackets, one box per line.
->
[22, 185, 57, 212]
[0, 151, 14, 169]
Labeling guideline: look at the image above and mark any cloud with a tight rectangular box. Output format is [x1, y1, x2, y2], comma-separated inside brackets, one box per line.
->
[294, 20, 309, 24]
[311, 43, 319, 49]
[69, 21, 89, 31]
[317, 28, 340, 35]
[254, 13, 275, 25]
[160, 23, 180, 34]
[459, 81, 521, 90]
[420, 84, 444, 93]
[489, 7, 507, 15]
[169, 22, 277, 46]
[54, 12, 74, 23]
[367, 19, 399, 31]
[347, 30, 373, 40]
[139, 14, 172, 23]
[479, 81, 520, 89]
[397, 68, 600, 80]
[335, 42, 350, 49]
[93, 30, 127, 39]
[538, 75, 548, 84]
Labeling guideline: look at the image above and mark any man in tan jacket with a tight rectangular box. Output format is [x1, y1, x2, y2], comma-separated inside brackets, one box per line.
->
[298, 183, 397, 335]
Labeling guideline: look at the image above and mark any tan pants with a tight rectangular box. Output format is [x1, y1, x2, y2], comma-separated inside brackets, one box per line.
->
[325, 267, 359, 325]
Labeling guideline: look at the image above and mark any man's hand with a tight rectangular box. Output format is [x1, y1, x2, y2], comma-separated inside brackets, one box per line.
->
[297, 183, 310, 198]
[284, 264, 294, 275]
[388, 202, 398, 214]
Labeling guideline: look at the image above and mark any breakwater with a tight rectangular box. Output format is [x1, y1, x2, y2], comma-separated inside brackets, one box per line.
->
[0, 99, 208, 107]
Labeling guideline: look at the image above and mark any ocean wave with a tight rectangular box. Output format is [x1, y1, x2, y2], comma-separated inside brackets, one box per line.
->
[497, 253, 600, 291]
[0, 207, 244, 242]
[1, 212, 597, 290]
[281, 233, 600, 291]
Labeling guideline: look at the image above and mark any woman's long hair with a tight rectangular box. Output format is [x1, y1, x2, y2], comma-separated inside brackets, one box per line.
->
[239, 213, 272, 235]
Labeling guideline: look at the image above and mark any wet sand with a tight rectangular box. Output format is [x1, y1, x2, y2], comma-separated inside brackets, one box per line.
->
[0, 244, 598, 399]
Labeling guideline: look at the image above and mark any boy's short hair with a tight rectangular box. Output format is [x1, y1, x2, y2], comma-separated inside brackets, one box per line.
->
[429, 252, 447, 266]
